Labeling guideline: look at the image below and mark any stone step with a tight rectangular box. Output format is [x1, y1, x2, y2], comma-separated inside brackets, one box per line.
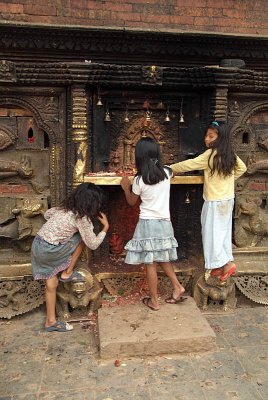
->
[98, 296, 217, 359]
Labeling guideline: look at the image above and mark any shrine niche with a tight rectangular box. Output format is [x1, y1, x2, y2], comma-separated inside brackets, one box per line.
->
[87, 91, 204, 274]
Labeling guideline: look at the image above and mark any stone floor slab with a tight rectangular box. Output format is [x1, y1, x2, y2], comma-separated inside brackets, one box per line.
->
[98, 297, 217, 358]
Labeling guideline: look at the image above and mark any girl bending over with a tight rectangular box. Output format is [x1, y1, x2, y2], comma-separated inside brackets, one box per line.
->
[31, 183, 109, 332]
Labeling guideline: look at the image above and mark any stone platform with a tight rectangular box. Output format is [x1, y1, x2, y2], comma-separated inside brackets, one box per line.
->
[98, 296, 217, 359]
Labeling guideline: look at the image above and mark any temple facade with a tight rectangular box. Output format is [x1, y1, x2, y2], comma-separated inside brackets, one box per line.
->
[0, 0, 267, 317]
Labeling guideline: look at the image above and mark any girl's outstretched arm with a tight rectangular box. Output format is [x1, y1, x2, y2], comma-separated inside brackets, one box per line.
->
[120, 176, 139, 206]
[170, 150, 210, 174]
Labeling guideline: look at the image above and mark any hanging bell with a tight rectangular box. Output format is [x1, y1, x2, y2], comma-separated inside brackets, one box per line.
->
[124, 113, 130, 123]
[156, 101, 165, 110]
[165, 111, 170, 122]
[185, 192, 191, 204]
[179, 113, 185, 123]
[146, 110, 151, 121]
[97, 96, 103, 106]
[104, 110, 111, 122]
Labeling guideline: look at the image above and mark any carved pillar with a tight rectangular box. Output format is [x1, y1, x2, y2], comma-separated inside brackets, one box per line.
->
[209, 87, 228, 122]
[71, 86, 88, 187]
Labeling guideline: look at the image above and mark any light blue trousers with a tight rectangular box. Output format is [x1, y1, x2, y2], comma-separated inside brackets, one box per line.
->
[201, 199, 234, 270]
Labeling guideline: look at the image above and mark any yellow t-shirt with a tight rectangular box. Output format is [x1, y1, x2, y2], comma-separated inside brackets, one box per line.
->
[170, 149, 247, 201]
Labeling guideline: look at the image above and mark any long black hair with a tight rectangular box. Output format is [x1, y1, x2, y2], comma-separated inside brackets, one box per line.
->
[60, 183, 103, 220]
[208, 122, 237, 177]
[135, 137, 172, 185]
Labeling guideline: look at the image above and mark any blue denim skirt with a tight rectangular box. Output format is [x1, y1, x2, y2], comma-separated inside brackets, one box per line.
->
[124, 219, 178, 265]
[31, 233, 82, 280]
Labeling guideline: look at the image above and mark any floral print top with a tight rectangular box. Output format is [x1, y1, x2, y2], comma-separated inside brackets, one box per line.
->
[37, 207, 106, 249]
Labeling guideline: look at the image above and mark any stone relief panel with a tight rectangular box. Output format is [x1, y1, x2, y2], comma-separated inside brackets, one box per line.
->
[0, 106, 50, 259]
[229, 99, 268, 249]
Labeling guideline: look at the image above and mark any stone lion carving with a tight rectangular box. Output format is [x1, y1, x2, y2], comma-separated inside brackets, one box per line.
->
[234, 196, 268, 247]
[194, 274, 236, 311]
[56, 267, 103, 321]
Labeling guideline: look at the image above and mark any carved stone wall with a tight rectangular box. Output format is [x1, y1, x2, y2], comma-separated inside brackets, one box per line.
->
[229, 96, 268, 249]
[0, 88, 67, 318]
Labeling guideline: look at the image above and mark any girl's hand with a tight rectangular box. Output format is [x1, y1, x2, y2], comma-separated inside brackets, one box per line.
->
[120, 176, 131, 191]
[98, 212, 109, 232]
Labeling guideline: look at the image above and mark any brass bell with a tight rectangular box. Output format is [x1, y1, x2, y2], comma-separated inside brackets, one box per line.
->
[104, 110, 111, 122]
[179, 113, 185, 123]
[179, 98, 184, 124]
[96, 86, 103, 106]
[156, 101, 165, 110]
[185, 192, 191, 204]
[146, 110, 151, 121]
[165, 110, 170, 122]
[97, 97, 103, 106]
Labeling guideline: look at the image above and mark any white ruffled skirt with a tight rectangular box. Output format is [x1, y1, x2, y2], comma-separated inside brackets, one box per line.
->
[124, 219, 178, 265]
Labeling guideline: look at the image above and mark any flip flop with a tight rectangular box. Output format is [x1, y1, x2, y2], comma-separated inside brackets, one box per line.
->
[59, 271, 85, 282]
[142, 297, 159, 311]
[220, 264, 237, 282]
[45, 320, 73, 332]
[165, 295, 187, 304]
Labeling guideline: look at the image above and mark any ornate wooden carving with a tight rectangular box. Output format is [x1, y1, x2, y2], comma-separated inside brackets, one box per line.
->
[1, 25, 268, 69]
[142, 66, 163, 86]
[71, 86, 88, 185]
[209, 87, 228, 122]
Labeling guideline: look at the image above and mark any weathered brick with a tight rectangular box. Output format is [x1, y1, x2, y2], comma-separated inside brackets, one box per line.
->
[23, 5, 57, 16]
[0, 3, 23, 13]
[169, 15, 195, 25]
[0, 0, 267, 35]
[111, 11, 141, 22]
[249, 181, 267, 191]
[0, 185, 29, 194]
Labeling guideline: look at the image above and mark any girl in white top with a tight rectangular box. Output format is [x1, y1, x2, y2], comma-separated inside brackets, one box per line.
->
[121, 137, 185, 311]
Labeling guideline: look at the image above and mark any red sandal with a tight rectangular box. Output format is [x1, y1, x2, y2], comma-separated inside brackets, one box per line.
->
[220, 264, 237, 282]
[210, 268, 223, 276]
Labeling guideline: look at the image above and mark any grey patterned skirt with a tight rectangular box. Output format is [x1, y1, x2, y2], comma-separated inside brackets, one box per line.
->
[31, 233, 82, 280]
[125, 219, 178, 265]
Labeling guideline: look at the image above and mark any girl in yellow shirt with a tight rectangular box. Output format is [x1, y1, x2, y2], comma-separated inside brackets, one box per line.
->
[171, 122, 247, 281]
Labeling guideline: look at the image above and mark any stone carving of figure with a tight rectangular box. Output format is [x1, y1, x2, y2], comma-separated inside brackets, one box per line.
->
[0, 155, 33, 179]
[73, 142, 87, 182]
[194, 274, 236, 311]
[56, 268, 103, 321]
[235, 196, 268, 247]
[0, 282, 22, 311]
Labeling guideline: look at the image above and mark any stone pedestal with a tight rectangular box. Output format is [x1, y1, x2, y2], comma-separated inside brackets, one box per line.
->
[98, 297, 217, 359]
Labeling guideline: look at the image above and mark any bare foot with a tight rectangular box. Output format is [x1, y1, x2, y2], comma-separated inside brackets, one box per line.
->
[60, 271, 72, 280]
[173, 286, 185, 300]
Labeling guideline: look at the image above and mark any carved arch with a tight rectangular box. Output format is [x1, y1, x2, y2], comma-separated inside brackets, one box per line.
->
[230, 101, 268, 153]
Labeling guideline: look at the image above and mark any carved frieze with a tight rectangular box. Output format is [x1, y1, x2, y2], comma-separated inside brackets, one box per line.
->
[1, 25, 268, 68]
